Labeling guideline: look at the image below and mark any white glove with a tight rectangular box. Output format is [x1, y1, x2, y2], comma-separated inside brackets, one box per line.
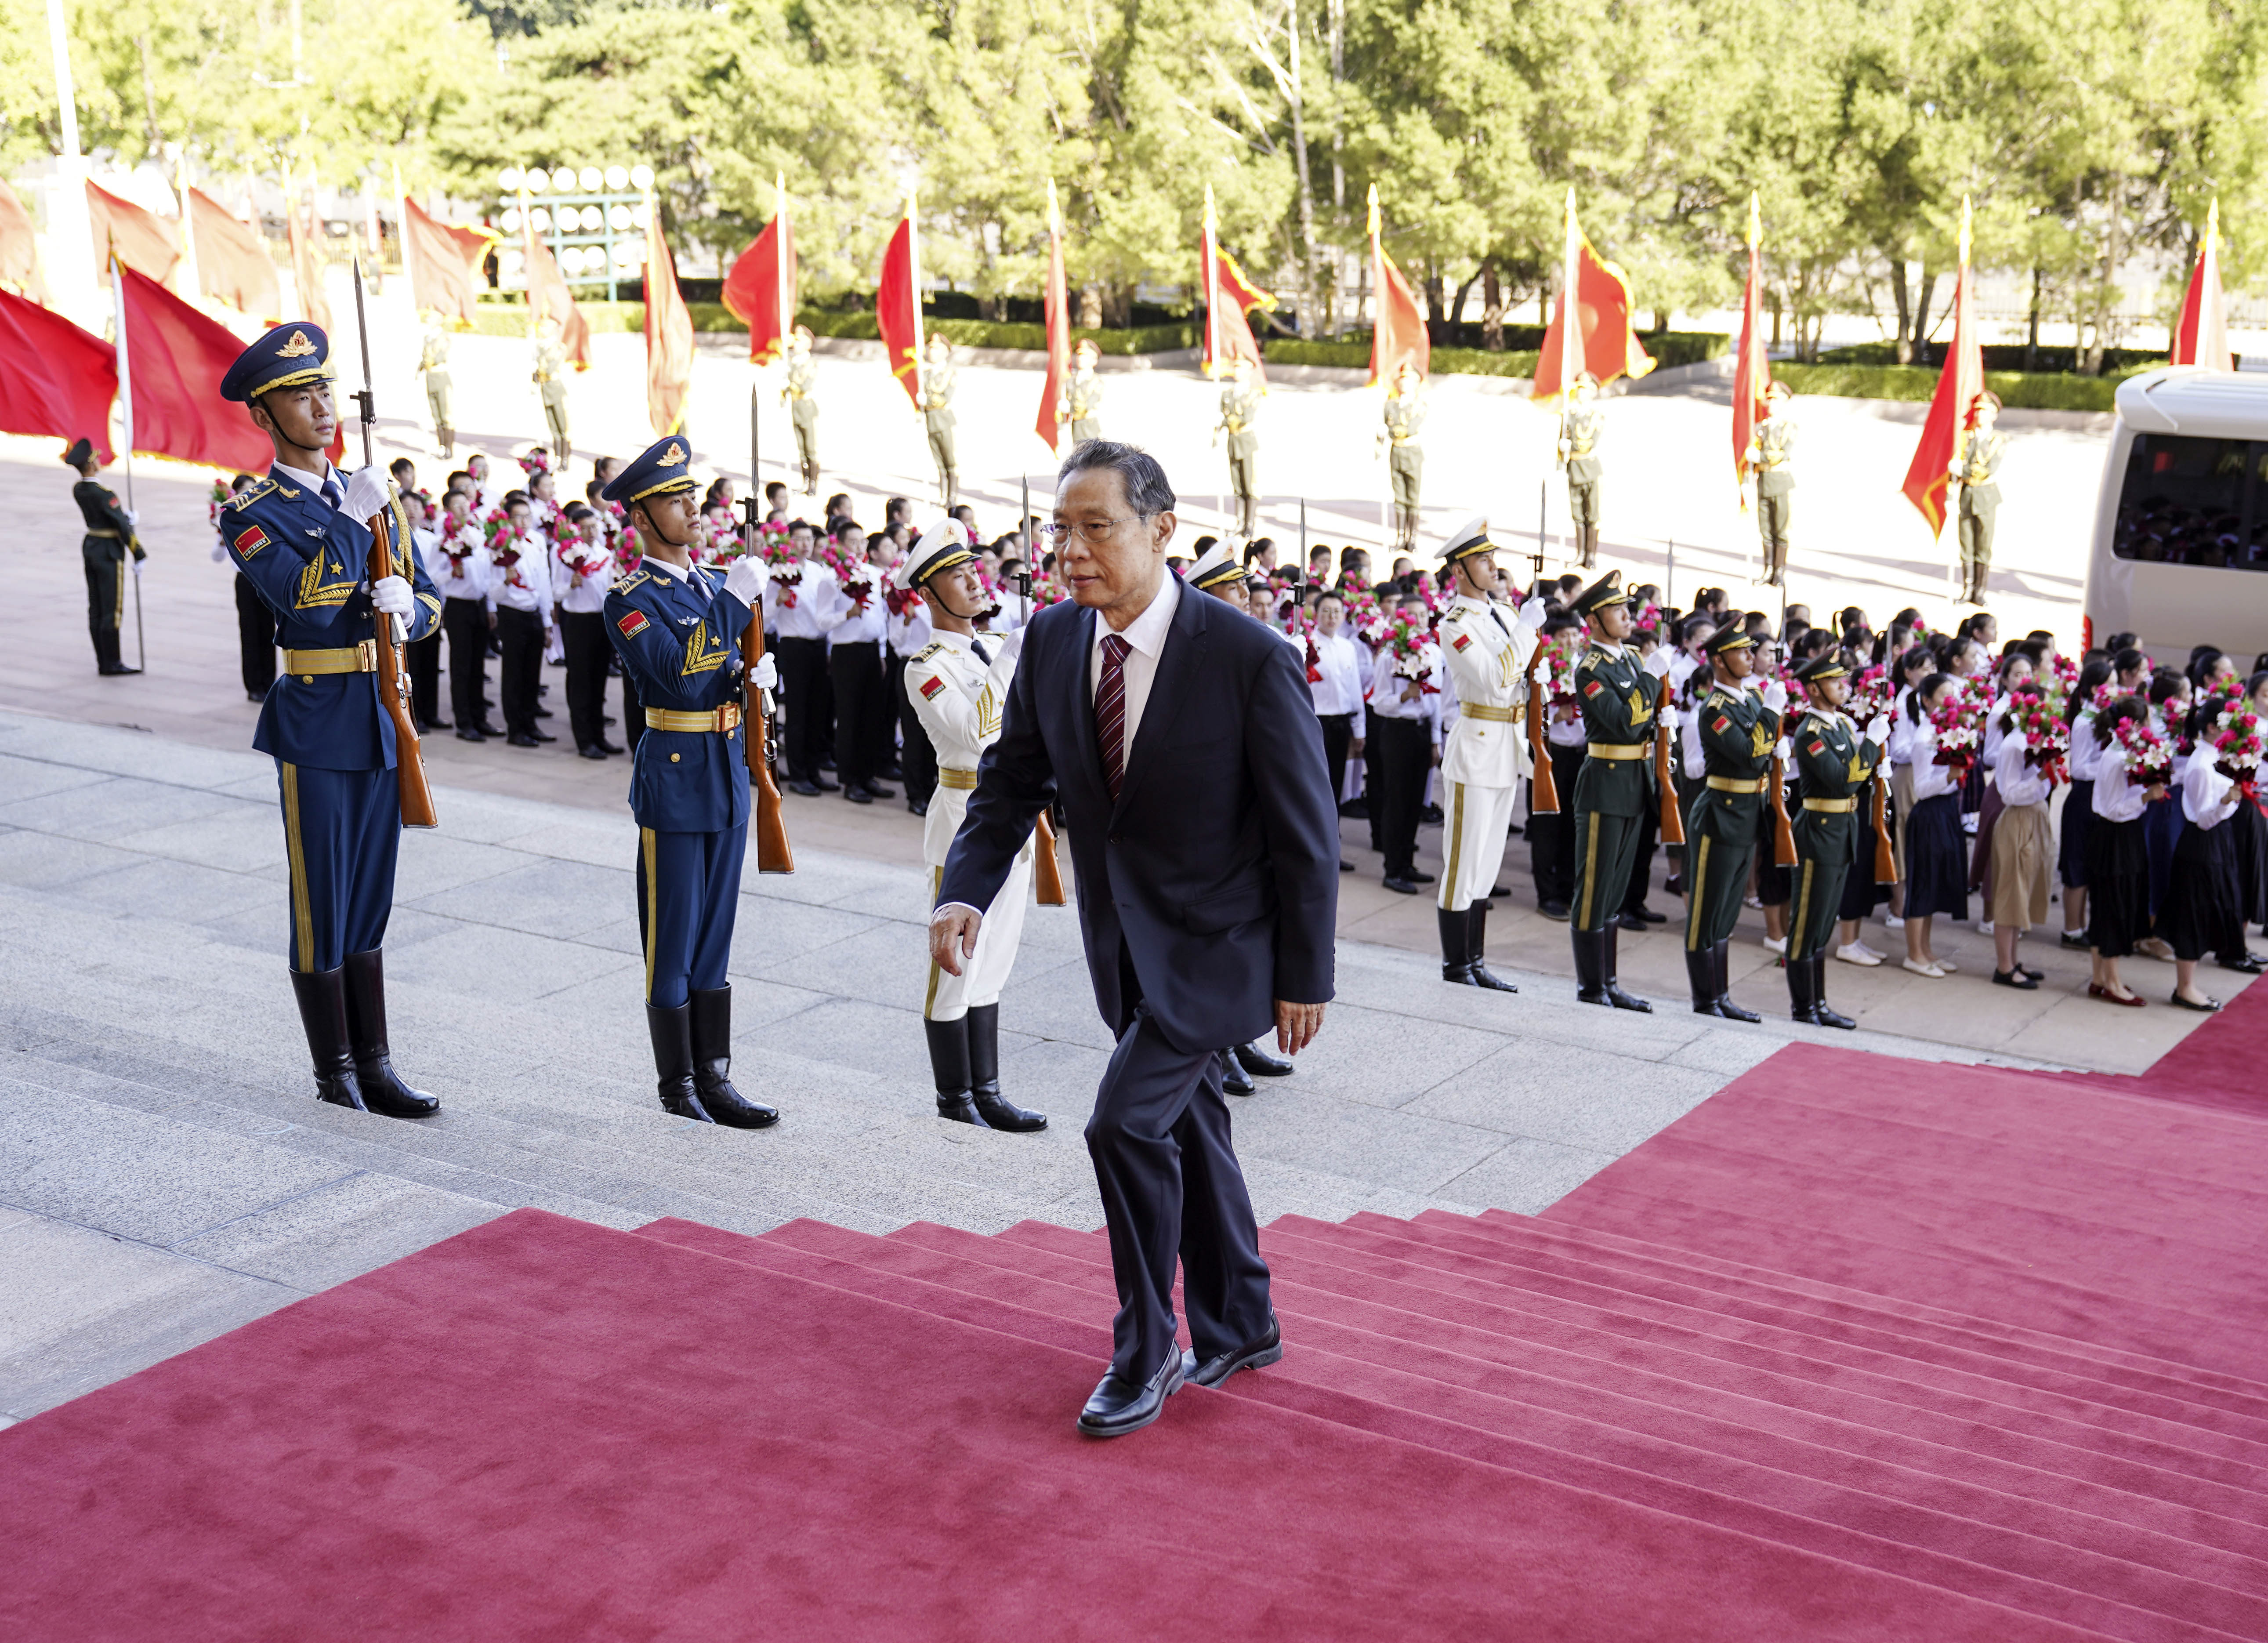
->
[1515, 595, 1549, 631]
[341, 465, 392, 523]
[1642, 647, 1674, 679]
[1775, 736, 1792, 762]
[370, 575, 414, 617]
[723, 555, 764, 609]
[131, 557, 143, 578]
[124, 507, 140, 526]
[1760, 679, 1788, 714]
[747, 653, 778, 693]
[1865, 713, 1893, 747]
[210, 540, 228, 563]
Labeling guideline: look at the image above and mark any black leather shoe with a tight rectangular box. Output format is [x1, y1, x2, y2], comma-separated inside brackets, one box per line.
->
[690, 986, 780, 1128]
[925, 1016, 987, 1126]
[341, 950, 440, 1118]
[1614, 910, 1649, 932]
[2218, 951, 2265, 974]
[966, 1004, 1046, 1132]
[507, 733, 542, 747]
[1185, 1315, 1283, 1388]
[579, 744, 609, 760]
[597, 738, 626, 755]
[1339, 859, 1355, 872]
[1538, 900, 1571, 922]
[1466, 905, 1518, 992]
[247, 685, 268, 703]
[1077, 1352, 1184, 1438]
[1488, 883, 1512, 897]
[814, 774, 841, 791]
[788, 779, 822, 797]
[1220, 1050, 1256, 1095]
[908, 799, 929, 816]
[98, 661, 142, 676]
[1234, 1040, 1294, 1078]
[2171, 991, 2223, 1012]
[1384, 875, 1420, 895]
[862, 783, 896, 800]
[844, 785, 873, 805]
[1992, 967, 2040, 990]
[289, 965, 366, 1111]
[533, 729, 558, 743]
[1409, 870, 1437, 884]
[646, 1003, 714, 1121]
[1630, 904, 1667, 924]
[473, 722, 506, 738]
[456, 726, 486, 742]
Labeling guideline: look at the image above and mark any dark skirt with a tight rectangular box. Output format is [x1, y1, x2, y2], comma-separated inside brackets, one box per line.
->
[2159, 819, 2244, 962]
[1960, 756, 1985, 816]
[2144, 793, 2183, 916]
[1840, 809, 1890, 919]
[2232, 795, 2267, 927]
[2058, 778, 2094, 889]
[1904, 791, 1968, 920]
[2086, 815, 2149, 958]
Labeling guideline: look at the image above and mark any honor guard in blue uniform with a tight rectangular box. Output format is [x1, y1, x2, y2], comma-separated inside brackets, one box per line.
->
[601, 437, 781, 1129]
[219, 323, 445, 1120]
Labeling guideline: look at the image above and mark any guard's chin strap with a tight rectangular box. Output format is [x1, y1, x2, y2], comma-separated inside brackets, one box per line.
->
[634, 501, 692, 552]
[922, 579, 983, 623]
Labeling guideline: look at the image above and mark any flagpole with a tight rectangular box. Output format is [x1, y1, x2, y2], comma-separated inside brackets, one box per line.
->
[1558, 187, 1579, 569]
[112, 256, 144, 671]
[1949, 194, 1971, 602]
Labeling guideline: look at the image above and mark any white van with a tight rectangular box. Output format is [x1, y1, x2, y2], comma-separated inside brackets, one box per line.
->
[2086, 366, 2268, 665]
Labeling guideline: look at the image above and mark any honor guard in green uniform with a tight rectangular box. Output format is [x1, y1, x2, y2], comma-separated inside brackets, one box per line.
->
[1559, 373, 1605, 569]
[1065, 337, 1105, 443]
[65, 437, 145, 675]
[1952, 390, 2004, 606]
[533, 320, 571, 458]
[1216, 356, 1262, 540]
[785, 325, 820, 493]
[1748, 381, 1795, 587]
[1568, 569, 1671, 1011]
[1681, 614, 1786, 1021]
[418, 326, 454, 460]
[919, 333, 959, 507]
[1380, 363, 1426, 553]
[1784, 652, 1893, 1029]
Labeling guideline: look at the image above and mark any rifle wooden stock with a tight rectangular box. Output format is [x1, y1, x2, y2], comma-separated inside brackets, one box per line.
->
[366, 505, 438, 829]
[1654, 707, 1685, 846]
[1031, 809, 1066, 906]
[1871, 771, 1897, 885]
[1527, 651, 1559, 814]
[743, 619, 794, 874]
[1768, 759, 1798, 868]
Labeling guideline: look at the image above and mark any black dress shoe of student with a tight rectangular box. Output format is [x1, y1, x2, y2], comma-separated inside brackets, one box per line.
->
[1185, 1315, 1283, 1388]
[1077, 1353, 1184, 1438]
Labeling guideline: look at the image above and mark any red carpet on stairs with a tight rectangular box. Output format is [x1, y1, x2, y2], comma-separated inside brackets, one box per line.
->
[6, 998, 2266, 1641]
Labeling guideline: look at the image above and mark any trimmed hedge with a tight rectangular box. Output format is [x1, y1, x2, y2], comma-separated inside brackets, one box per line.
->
[681, 302, 1196, 355]
[1264, 330, 1727, 378]
[1771, 362, 2143, 413]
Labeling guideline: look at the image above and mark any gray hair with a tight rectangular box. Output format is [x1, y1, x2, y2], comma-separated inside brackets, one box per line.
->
[1058, 439, 1175, 517]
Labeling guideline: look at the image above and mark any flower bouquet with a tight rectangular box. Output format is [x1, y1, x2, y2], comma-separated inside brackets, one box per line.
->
[1930, 679, 1985, 778]
[2112, 713, 2173, 790]
[1380, 605, 1437, 693]
[2214, 707, 2264, 808]
[2006, 684, 2070, 786]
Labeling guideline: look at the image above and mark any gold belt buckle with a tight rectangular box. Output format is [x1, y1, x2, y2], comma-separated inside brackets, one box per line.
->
[719, 702, 741, 733]
[356, 639, 377, 672]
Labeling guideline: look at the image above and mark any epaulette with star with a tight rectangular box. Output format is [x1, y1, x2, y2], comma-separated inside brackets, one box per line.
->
[611, 569, 651, 595]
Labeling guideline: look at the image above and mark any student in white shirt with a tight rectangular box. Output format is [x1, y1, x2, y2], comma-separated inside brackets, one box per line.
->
[763, 522, 844, 793]
[2085, 698, 2159, 1005]
[554, 504, 621, 759]
[1898, 673, 1969, 976]
[488, 493, 557, 746]
[2159, 698, 2247, 1011]
[821, 528, 895, 803]
[1308, 588, 1368, 823]
[1985, 693, 2054, 988]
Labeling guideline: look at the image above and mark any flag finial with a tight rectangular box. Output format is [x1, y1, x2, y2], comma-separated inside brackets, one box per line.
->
[1747, 191, 1760, 250]
[1958, 194, 1972, 268]
[1366, 182, 1380, 239]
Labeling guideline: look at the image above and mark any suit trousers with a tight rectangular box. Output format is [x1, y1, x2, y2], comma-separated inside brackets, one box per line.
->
[636, 822, 746, 1008]
[896, 664, 939, 805]
[234, 573, 277, 696]
[496, 607, 546, 737]
[829, 640, 889, 792]
[1087, 989, 1273, 1381]
[775, 636, 828, 781]
[1369, 715, 1430, 878]
[1527, 742, 1587, 907]
[559, 610, 612, 750]
[442, 598, 489, 729]
[275, 761, 399, 973]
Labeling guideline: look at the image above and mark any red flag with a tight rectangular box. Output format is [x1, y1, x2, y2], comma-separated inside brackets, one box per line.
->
[118, 265, 274, 472]
[88, 181, 180, 287]
[185, 186, 279, 321]
[0, 288, 116, 461]
[523, 232, 591, 370]
[723, 180, 797, 365]
[1364, 186, 1428, 389]
[400, 195, 493, 326]
[1901, 202, 1984, 538]
[285, 171, 331, 334]
[0, 179, 43, 298]
[644, 207, 694, 436]
[1532, 211, 1655, 402]
[1200, 186, 1272, 384]
[1731, 194, 1772, 492]
[2171, 200, 2231, 371]
[1037, 182, 1071, 451]
[876, 205, 921, 408]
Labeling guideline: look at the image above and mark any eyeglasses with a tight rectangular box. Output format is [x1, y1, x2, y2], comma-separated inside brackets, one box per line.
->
[1042, 517, 1145, 545]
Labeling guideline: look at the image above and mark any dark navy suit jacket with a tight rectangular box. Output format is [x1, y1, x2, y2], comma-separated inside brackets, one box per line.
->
[939, 579, 1338, 1053]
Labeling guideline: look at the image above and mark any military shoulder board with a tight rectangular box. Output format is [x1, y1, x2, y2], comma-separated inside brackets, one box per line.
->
[227, 479, 276, 512]
[912, 642, 945, 662]
[612, 570, 651, 595]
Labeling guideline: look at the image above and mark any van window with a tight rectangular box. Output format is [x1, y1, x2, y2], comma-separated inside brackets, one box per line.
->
[2111, 433, 2268, 570]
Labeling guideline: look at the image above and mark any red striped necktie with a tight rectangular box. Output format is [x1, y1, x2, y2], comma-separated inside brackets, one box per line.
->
[1096, 633, 1130, 800]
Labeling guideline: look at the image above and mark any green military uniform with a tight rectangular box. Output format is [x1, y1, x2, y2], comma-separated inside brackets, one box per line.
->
[1567, 573, 1662, 1012]
[1784, 655, 1887, 1029]
[1563, 402, 1604, 568]
[1384, 392, 1425, 552]
[923, 357, 958, 507]
[1754, 413, 1795, 584]
[1220, 376, 1261, 539]
[1067, 359, 1104, 444]
[786, 348, 820, 491]
[533, 335, 570, 459]
[1955, 425, 2005, 605]
[418, 331, 454, 460]
[1682, 617, 1781, 1020]
[70, 450, 145, 676]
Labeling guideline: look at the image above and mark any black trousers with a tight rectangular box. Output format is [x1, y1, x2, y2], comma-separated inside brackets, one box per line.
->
[1370, 715, 1431, 878]
[1362, 706, 1385, 849]
[496, 606, 546, 738]
[407, 631, 444, 727]
[775, 636, 828, 781]
[559, 610, 612, 751]
[1087, 975, 1272, 1381]
[895, 654, 938, 805]
[83, 541, 125, 668]
[1318, 712, 1354, 812]
[1527, 741, 1587, 907]
[442, 598, 489, 730]
[234, 573, 276, 696]
[829, 640, 889, 792]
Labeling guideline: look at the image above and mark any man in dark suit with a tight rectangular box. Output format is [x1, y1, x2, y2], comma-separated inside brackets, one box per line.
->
[931, 441, 1338, 1439]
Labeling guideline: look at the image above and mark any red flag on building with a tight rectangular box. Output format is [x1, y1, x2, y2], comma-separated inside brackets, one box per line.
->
[117, 265, 274, 472]
[876, 197, 922, 408]
[0, 179, 44, 298]
[1901, 198, 1985, 537]
[1365, 185, 1428, 388]
[723, 175, 797, 365]
[1037, 180, 1072, 451]
[1200, 185, 1272, 384]
[284, 167, 332, 334]
[2171, 199, 2232, 371]
[522, 229, 591, 370]
[1732, 192, 1773, 493]
[185, 186, 280, 321]
[1532, 193, 1655, 403]
[88, 181, 180, 287]
[644, 204, 695, 436]
[399, 192, 494, 327]
[0, 288, 116, 460]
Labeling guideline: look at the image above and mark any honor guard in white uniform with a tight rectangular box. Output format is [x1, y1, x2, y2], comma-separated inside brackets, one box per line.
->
[900, 519, 1048, 1132]
[1434, 514, 1546, 991]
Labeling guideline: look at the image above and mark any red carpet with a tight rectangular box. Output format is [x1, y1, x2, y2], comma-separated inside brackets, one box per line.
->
[5, 1001, 2265, 1640]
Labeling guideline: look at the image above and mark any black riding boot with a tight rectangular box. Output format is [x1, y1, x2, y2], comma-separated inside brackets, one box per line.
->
[1467, 903, 1518, 992]
[1685, 945, 1721, 1015]
[341, 950, 439, 1118]
[1713, 938, 1761, 1023]
[925, 1015, 985, 1125]
[689, 986, 780, 1128]
[966, 1003, 1046, 1131]
[289, 966, 366, 1110]
[1602, 923, 1652, 1012]
[1787, 947, 1818, 1023]
[1810, 956, 1858, 1030]
[1438, 905, 1475, 984]
[646, 1002, 713, 1121]
[1573, 927, 1609, 1004]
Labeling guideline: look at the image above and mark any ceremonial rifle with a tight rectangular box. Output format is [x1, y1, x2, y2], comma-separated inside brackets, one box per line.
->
[349, 257, 438, 829]
[1654, 679, 1685, 847]
[744, 433, 794, 874]
[1015, 563, 1068, 907]
[1527, 646, 1560, 816]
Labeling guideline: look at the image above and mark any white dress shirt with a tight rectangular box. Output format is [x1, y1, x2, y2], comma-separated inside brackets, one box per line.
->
[554, 535, 615, 614]
[822, 563, 888, 646]
[488, 528, 556, 619]
[764, 557, 842, 640]
[889, 599, 934, 657]
[2181, 754, 2239, 830]
[1909, 720, 1956, 801]
[1369, 635, 1441, 724]
[2069, 709, 2105, 781]
[1308, 630, 1365, 716]
[1087, 569, 1181, 768]
[2094, 748, 2148, 823]
[431, 519, 490, 602]
[1993, 723, 2051, 808]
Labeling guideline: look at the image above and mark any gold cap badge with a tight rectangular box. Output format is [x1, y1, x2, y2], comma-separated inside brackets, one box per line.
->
[659, 442, 686, 466]
[277, 330, 317, 359]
